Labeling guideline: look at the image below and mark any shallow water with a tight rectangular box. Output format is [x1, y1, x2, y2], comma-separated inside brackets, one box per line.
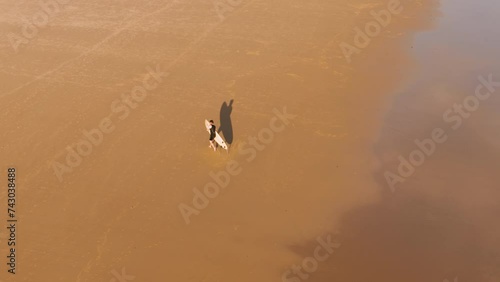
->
[373, 0, 500, 280]
[413, 0, 500, 70]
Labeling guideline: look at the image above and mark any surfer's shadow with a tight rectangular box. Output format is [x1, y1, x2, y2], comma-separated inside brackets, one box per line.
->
[219, 99, 234, 145]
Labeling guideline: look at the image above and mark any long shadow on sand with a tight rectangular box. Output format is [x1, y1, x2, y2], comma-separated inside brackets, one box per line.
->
[219, 99, 234, 144]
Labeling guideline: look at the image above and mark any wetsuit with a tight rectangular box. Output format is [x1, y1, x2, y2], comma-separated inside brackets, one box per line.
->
[209, 124, 216, 141]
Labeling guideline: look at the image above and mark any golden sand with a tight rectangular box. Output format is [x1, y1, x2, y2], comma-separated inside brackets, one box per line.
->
[0, 0, 439, 281]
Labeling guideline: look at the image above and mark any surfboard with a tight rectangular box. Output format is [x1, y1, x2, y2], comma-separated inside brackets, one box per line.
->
[205, 120, 228, 151]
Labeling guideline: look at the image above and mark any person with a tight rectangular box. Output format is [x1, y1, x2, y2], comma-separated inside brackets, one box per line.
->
[208, 120, 217, 151]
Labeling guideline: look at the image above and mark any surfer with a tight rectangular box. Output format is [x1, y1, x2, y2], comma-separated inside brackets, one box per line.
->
[208, 120, 217, 151]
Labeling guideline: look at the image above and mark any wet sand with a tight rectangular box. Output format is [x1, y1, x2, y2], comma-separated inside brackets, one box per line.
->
[0, 0, 463, 281]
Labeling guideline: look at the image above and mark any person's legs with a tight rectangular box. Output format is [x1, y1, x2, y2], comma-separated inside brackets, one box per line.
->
[209, 139, 216, 151]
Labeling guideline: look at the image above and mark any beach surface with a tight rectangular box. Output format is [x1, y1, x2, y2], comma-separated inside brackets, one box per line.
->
[3, 0, 496, 281]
